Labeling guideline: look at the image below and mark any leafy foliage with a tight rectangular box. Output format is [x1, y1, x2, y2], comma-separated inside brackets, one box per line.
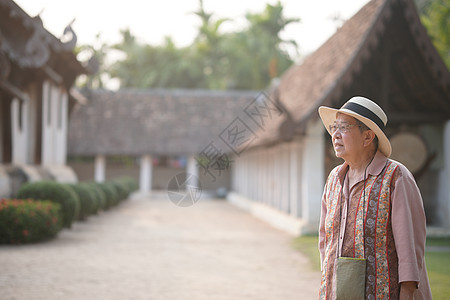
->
[85, 182, 107, 211]
[0, 177, 138, 244]
[16, 182, 80, 228]
[420, 0, 450, 69]
[0, 199, 62, 244]
[67, 183, 96, 220]
[78, 0, 449, 90]
[96, 183, 118, 209]
[84, 1, 300, 90]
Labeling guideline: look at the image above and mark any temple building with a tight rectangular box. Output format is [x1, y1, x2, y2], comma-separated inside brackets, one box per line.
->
[0, 0, 91, 197]
[229, 0, 450, 232]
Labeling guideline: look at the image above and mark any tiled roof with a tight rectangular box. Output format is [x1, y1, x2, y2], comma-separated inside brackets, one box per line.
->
[68, 89, 260, 156]
[273, 0, 450, 143]
[278, 0, 387, 125]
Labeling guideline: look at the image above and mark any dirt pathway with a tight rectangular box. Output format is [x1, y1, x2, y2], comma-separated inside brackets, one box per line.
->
[0, 193, 320, 300]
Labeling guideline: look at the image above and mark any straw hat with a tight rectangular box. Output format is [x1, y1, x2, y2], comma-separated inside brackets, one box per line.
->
[318, 96, 392, 157]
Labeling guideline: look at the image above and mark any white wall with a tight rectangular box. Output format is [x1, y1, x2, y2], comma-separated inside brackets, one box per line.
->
[229, 119, 325, 234]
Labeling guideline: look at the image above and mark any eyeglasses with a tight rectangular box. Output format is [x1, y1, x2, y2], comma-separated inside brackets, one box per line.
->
[328, 123, 360, 134]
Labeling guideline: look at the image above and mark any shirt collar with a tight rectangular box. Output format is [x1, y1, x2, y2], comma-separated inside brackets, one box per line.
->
[337, 150, 388, 184]
[367, 150, 388, 176]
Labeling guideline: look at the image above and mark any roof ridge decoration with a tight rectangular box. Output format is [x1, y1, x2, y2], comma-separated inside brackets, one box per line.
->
[0, 0, 79, 68]
[61, 19, 78, 51]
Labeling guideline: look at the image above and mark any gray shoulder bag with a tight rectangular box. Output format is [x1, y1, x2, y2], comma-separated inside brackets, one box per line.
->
[335, 256, 366, 299]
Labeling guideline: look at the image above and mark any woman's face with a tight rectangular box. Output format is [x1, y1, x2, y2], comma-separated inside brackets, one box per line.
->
[331, 114, 366, 161]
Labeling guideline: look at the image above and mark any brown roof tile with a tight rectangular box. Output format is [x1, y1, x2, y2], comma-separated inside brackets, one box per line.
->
[68, 89, 260, 156]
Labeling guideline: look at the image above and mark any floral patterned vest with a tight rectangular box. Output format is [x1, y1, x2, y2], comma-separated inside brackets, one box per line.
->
[319, 160, 400, 299]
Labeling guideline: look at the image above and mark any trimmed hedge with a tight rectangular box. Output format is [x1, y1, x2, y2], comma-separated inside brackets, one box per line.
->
[78, 183, 100, 214]
[0, 199, 62, 244]
[109, 180, 129, 201]
[85, 182, 107, 212]
[0, 176, 139, 244]
[80, 177, 138, 212]
[97, 183, 117, 209]
[16, 181, 80, 228]
[67, 184, 96, 220]
[112, 176, 138, 198]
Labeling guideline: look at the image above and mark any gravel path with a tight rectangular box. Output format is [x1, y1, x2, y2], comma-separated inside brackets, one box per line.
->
[0, 193, 320, 300]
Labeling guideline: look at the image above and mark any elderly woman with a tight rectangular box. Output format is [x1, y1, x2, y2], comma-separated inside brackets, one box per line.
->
[317, 97, 432, 299]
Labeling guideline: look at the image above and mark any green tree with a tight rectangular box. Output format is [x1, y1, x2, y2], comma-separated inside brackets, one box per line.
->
[222, 1, 299, 89]
[190, 0, 230, 89]
[109, 29, 204, 88]
[75, 33, 109, 89]
[104, 1, 299, 90]
[420, 0, 450, 69]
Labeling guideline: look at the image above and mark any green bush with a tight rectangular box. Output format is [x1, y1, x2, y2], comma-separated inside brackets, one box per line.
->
[0, 199, 62, 244]
[78, 183, 100, 214]
[118, 176, 138, 194]
[97, 183, 118, 208]
[95, 185, 108, 211]
[16, 181, 80, 228]
[88, 183, 111, 209]
[67, 184, 96, 220]
[83, 182, 106, 214]
[109, 180, 129, 201]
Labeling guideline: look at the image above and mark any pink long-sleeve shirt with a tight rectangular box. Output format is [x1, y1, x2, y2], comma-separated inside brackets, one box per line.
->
[318, 150, 432, 299]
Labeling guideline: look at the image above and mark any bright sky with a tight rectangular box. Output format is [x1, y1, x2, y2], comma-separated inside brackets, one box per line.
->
[14, 0, 371, 56]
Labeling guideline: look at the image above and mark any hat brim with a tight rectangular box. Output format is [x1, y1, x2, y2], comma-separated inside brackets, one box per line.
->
[318, 106, 392, 157]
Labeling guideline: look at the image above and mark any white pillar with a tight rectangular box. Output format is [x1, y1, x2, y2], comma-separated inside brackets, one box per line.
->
[301, 119, 325, 229]
[445, 121, 450, 227]
[11, 98, 28, 164]
[438, 120, 450, 227]
[289, 141, 301, 218]
[55, 89, 68, 165]
[250, 153, 255, 200]
[186, 155, 199, 189]
[261, 150, 267, 204]
[41, 81, 53, 165]
[94, 155, 106, 183]
[255, 152, 259, 201]
[253, 152, 258, 200]
[139, 155, 152, 192]
[274, 146, 281, 209]
[0, 100, 3, 162]
[256, 151, 260, 202]
[280, 144, 290, 213]
[41, 81, 61, 165]
[243, 154, 249, 197]
[49, 83, 59, 163]
[234, 153, 242, 194]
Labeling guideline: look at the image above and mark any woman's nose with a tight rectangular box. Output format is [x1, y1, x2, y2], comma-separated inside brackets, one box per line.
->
[332, 130, 341, 139]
